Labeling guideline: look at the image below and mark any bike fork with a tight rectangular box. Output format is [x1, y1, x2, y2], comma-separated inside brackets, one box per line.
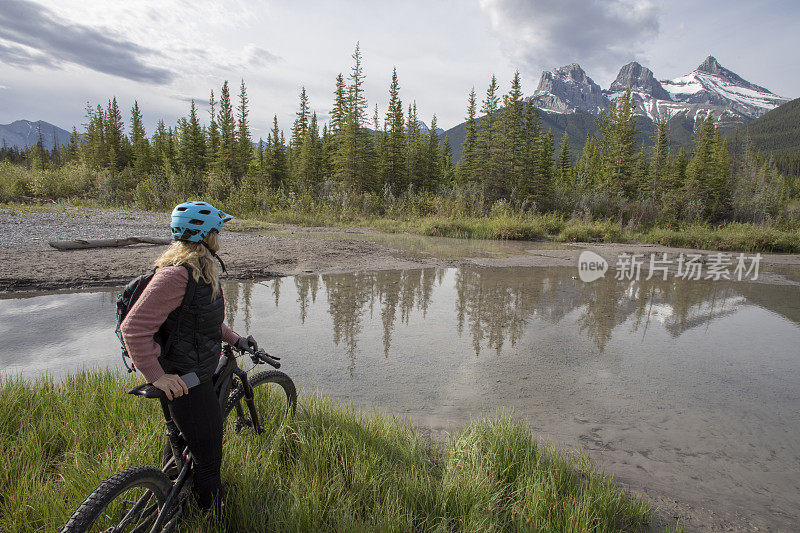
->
[234, 366, 264, 435]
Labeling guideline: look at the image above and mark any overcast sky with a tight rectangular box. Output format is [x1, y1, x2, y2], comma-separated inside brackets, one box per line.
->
[0, 0, 797, 137]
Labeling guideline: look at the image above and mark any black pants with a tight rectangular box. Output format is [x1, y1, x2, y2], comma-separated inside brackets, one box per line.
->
[167, 380, 223, 509]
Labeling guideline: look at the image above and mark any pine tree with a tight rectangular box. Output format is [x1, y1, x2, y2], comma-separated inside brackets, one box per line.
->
[533, 129, 554, 207]
[576, 134, 601, 189]
[297, 112, 322, 191]
[81, 102, 106, 169]
[179, 99, 207, 189]
[151, 120, 169, 173]
[501, 71, 526, 198]
[330, 74, 347, 138]
[521, 102, 542, 197]
[67, 127, 80, 161]
[217, 81, 237, 178]
[686, 113, 718, 219]
[105, 97, 125, 171]
[382, 67, 406, 194]
[648, 116, 669, 200]
[130, 100, 150, 175]
[597, 89, 637, 197]
[478, 75, 501, 199]
[268, 115, 287, 189]
[556, 132, 572, 188]
[291, 87, 310, 152]
[441, 136, 455, 183]
[424, 114, 441, 190]
[404, 102, 423, 190]
[207, 90, 220, 166]
[235, 79, 252, 183]
[35, 122, 46, 170]
[459, 88, 479, 184]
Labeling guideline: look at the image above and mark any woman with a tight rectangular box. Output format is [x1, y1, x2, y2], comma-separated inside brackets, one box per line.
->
[119, 200, 257, 511]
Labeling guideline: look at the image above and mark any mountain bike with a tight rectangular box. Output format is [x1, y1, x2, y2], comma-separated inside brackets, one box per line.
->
[60, 343, 296, 533]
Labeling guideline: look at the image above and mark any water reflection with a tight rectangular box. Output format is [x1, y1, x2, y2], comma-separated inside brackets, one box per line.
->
[220, 267, 796, 360]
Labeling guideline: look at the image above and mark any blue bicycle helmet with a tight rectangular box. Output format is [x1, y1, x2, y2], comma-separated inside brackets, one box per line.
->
[170, 201, 233, 242]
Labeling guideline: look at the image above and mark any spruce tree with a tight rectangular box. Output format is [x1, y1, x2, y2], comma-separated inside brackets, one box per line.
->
[297, 112, 322, 191]
[479, 75, 501, 199]
[382, 67, 406, 194]
[686, 113, 717, 219]
[501, 71, 526, 198]
[556, 132, 572, 188]
[268, 115, 287, 189]
[130, 101, 150, 175]
[67, 127, 80, 162]
[597, 89, 637, 197]
[217, 81, 237, 178]
[441, 136, 455, 183]
[207, 90, 220, 166]
[236, 79, 252, 183]
[424, 115, 441, 190]
[521, 102, 542, 197]
[649, 116, 669, 200]
[179, 99, 207, 189]
[105, 97, 125, 172]
[459, 88, 478, 184]
[330, 74, 347, 137]
[291, 87, 310, 152]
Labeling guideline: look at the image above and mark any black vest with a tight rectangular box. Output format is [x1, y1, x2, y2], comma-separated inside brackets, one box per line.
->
[157, 269, 225, 383]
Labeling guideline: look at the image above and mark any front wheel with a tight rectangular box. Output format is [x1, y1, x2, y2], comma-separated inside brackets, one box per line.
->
[224, 371, 297, 438]
[61, 465, 173, 533]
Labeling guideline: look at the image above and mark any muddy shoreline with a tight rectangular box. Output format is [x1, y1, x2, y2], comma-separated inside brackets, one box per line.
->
[2, 206, 799, 295]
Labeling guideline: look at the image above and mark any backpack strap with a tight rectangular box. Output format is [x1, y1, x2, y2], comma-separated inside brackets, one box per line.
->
[162, 264, 198, 355]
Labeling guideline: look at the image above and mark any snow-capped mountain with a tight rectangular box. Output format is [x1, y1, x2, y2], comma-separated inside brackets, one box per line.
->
[660, 56, 787, 119]
[529, 56, 789, 130]
[0, 120, 71, 150]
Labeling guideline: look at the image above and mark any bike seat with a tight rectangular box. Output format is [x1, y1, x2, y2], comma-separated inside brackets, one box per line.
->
[128, 383, 165, 399]
[127, 372, 200, 400]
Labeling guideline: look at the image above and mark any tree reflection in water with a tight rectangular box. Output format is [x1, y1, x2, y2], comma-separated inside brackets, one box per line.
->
[224, 267, 762, 361]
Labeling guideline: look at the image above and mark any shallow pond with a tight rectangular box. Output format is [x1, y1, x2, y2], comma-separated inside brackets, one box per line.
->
[2, 266, 799, 528]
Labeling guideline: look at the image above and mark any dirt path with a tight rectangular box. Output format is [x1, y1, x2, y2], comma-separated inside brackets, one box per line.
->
[2, 205, 798, 294]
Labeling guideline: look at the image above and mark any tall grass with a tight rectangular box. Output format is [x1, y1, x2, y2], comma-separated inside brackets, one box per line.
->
[0, 371, 650, 531]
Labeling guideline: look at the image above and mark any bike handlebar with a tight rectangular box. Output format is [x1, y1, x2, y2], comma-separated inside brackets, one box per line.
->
[229, 343, 281, 369]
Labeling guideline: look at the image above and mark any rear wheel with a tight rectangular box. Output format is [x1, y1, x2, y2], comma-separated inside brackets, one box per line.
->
[61, 465, 173, 533]
[223, 371, 297, 438]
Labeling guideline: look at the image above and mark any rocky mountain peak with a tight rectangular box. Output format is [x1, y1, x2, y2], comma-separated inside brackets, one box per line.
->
[698, 55, 722, 74]
[609, 61, 671, 100]
[531, 63, 609, 114]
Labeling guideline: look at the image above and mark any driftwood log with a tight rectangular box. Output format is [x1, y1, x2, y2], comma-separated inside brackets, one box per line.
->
[49, 237, 172, 250]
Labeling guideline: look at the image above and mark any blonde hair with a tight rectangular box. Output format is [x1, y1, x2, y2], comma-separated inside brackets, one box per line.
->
[155, 231, 221, 299]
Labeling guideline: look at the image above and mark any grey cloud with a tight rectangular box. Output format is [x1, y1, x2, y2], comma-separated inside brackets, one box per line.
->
[0, 40, 57, 69]
[245, 45, 281, 67]
[0, 0, 174, 84]
[480, 0, 661, 81]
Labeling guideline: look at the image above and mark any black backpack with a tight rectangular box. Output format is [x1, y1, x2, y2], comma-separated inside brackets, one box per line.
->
[115, 265, 196, 372]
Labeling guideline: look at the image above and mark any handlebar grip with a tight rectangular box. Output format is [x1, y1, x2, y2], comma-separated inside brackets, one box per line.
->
[259, 352, 281, 369]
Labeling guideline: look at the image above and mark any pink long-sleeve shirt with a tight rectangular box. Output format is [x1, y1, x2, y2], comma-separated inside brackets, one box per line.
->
[119, 265, 240, 383]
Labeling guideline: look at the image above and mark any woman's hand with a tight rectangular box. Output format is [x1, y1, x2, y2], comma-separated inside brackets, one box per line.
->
[152, 374, 189, 400]
[235, 335, 258, 353]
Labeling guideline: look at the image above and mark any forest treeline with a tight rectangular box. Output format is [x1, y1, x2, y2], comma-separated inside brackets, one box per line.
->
[1, 44, 798, 228]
